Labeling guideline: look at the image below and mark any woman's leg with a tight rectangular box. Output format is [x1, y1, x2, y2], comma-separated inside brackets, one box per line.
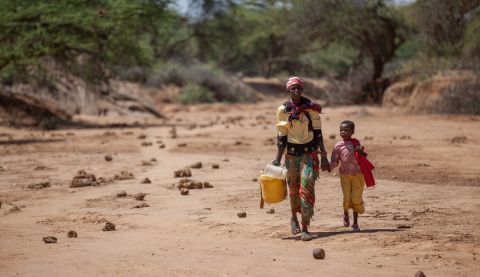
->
[285, 155, 302, 234]
[299, 153, 319, 230]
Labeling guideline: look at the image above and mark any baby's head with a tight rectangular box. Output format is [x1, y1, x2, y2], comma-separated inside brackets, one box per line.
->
[340, 120, 355, 140]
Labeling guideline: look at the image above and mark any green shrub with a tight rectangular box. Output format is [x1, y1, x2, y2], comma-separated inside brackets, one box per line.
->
[177, 84, 215, 104]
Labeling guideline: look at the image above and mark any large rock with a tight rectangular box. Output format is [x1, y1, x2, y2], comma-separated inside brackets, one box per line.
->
[383, 71, 480, 114]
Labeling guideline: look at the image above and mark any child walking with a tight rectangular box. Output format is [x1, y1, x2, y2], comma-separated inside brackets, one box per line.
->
[329, 120, 375, 231]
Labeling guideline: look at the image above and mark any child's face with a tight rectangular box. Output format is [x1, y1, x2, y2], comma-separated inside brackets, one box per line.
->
[340, 124, 354, 139]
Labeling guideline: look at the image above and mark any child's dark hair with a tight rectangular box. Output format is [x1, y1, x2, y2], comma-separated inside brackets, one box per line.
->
[340, 120, 355, 131]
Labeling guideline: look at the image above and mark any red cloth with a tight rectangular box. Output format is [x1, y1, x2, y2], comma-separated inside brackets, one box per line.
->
[351, 138, 375, 188]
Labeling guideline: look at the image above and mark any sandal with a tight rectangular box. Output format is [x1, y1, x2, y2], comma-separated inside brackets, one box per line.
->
[290, 218, 301, 235]
[351, 224, 360, 232]
[301, 231, 313, 241]
[343, 214, 350, 227]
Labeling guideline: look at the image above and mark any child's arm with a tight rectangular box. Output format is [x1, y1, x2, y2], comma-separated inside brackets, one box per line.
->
[329, 145, 340, 170]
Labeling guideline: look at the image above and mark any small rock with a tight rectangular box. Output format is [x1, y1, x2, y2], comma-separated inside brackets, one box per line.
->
[266, 208, 275, 214]
[223, 159, 229, 162]
[134, 193, 147, 201]
[103, 222, 116, 231]
[392, 175, 397, 180]
[190, 162, 202, 169]
[43, 236, 57, 243]
[397, 224, 413, 229]
[329, 134, 336, 140]
[414, 271, 426, 277]
[174, 168, 192, 178]
[158, 144, 166, 149]
[141, 142, 153, 147]
[252, 178, 258, 182]
[141, 178, 151, 184]
[141, 160, 153, 166]
[234, 141, 242, 145]
[114, 171, 134, 180]
[71, 170, 97, 187]
[313, 248, 326, 259]
[237, 212, 247, 218]
[116, 191, 127, 197]
[178, 143, 187, 147]
[67, 231, 78, 238]
[180, 188, 189, 195]
[27, 181, 51, 190]
[212, 164, 220, 169]
[133, 202, 149, 208]
[150, 158, 157, 162]
[203, 182, 213, 188]
[8, 206, 21, 213]
[451, 136, 467, 144]
[105, 155, 113, 162]
[137, 134, 147, 139]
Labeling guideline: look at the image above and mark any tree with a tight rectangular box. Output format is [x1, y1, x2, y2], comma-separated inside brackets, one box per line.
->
[292, 0, 407, 102]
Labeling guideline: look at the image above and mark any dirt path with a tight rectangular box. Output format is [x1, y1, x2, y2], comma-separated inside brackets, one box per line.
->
[1, 101, 479, 276]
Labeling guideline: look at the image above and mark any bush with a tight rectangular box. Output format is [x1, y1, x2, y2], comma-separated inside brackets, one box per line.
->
[177, 84, 215, 104]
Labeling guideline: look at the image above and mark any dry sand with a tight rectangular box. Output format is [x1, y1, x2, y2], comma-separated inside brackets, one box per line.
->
[1, 100, 479, 276]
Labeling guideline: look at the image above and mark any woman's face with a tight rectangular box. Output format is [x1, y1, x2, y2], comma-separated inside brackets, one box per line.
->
[288, 85, 303, 102]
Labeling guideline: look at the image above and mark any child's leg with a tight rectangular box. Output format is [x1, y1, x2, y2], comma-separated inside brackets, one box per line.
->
[340, 174, 353, 227]
[351, 173, 365, 230]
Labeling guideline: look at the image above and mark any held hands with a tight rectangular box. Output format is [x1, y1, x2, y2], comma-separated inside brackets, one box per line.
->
[320, 155, 331, 172]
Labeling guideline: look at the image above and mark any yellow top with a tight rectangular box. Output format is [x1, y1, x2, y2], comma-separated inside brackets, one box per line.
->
[275, 104, 322, 144]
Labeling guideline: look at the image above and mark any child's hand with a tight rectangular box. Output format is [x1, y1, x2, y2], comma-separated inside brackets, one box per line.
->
[354, 145, 364, 152]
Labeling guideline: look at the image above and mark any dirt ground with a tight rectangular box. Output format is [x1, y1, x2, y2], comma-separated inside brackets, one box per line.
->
[1, 99, 479, 277]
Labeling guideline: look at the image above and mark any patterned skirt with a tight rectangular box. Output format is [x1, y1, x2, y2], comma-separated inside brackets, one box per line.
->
[285, 152, 319, 226]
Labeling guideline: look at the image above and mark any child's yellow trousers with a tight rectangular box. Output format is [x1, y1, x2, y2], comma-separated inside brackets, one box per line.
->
[340, 173, 365, 214]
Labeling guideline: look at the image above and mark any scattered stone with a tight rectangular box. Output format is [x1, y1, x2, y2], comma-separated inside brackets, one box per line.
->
[103, 222, 116, 231]
[114, 171, 134, 180]
[71, 170, 97, 187]
[252, 178, 258, 182]
[43, 236, 57, 243]
[141, 178, 152, 184]
[0, 166, 4, 171]
[141, 160, 153, 166]
[174, 168, 192, 178]
[223, 159, 229, 162]
[180, 188, 189, 195]
[123, 131, 134, 135]
[266, 208, 275, 214]
[141, 142, 153, 147]
[392, 176, 398, 180]
[0, 201, 2, 208]
[177, 179, 204, 189]
[190, 162, 202, 169]
[212, 164, 220, 169]
[364, 136, 374, 140]
[9, 206, 21, 213]
[133, 202, 149, 208]
[27, 181, 51, 190]
[137, 134, 147, 139]
[103, 131, 116, 136]
[313, 248, 326, 259]
[169, 126, 177, 139]
[414, 271, 426, 277]
[451, 136, 467, 144]
[105, 155, 113, 162]
[134, 193, 147, 201]
[234, 141, 242, 145]
[158, 144, 166, 149]
[67, 231, 78, 238]
[116, 191, 127, 197]
[33, 165, 49, 170]
[397, 224, 413, 229]
[329, 134, 336, 140]
[203, 182, 213, 188]
[237, 212, 247, 218]
[150, 158, 157, 162]
[400, 135, 411, 140]
[97, 177, 114, 185]
[177, 143, 187, 147]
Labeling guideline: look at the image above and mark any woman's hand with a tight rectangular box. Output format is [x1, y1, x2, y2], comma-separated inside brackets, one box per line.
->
[320, 156, 330, 172]
[272, 159, 281, 166]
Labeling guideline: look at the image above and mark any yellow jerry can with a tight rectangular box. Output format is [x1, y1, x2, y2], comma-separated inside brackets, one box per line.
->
[259, 174, 287, 206]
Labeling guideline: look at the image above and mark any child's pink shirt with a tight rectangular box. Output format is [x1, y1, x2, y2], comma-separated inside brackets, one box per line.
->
[330, 140, 361, 175]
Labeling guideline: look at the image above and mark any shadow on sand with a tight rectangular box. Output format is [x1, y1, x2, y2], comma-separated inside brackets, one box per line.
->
[0, 138, 65, 145]
[282, 228, 402, 241]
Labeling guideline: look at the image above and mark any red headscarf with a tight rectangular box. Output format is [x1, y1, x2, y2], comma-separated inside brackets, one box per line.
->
[286, 76, 304, 90]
